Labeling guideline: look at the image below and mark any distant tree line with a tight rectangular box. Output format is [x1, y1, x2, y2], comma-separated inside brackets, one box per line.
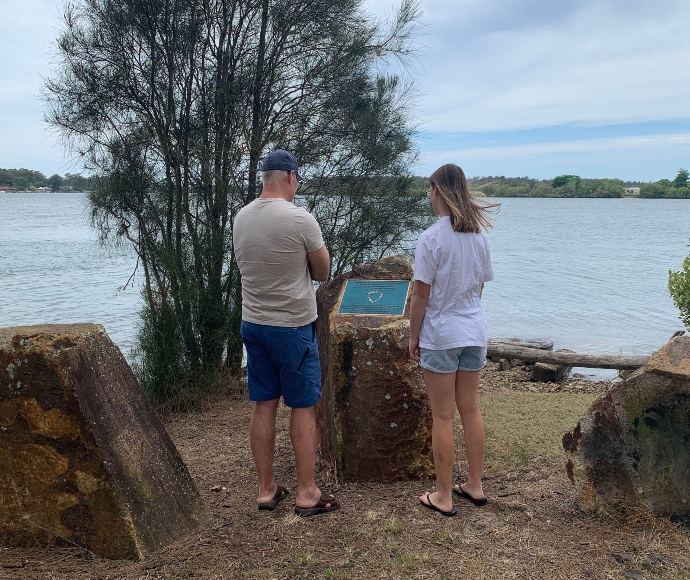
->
[639, 169, 690, 199]
[467, 169, 690, 198]
[6, 167, 687, 200]
[0, 168, 93, 191]
[470, 175, 627, 198]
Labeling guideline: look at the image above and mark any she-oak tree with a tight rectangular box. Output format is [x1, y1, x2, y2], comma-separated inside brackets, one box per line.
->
[44, 0, 431, 408]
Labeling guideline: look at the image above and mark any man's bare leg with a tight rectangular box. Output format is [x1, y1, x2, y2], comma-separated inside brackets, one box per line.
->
[290, 405, 329, 508]
[250, 398, 280, 504]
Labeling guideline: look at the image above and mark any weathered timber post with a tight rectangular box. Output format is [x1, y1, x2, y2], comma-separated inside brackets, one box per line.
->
[315, 256, 434, 482]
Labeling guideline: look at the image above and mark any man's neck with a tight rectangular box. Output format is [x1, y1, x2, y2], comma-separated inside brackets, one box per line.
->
[259, 187, 294, 202]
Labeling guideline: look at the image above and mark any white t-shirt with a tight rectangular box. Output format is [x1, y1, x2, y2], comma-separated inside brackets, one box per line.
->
[233, 198, 324, 327]
[414, 216, 494, 349]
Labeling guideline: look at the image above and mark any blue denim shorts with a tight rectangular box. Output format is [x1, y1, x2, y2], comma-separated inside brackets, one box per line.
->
[419, 346, 487, 374]
[241, 321, 321, 408]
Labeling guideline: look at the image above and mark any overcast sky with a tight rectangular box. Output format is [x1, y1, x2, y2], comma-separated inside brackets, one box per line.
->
[2, 0, 689, 180]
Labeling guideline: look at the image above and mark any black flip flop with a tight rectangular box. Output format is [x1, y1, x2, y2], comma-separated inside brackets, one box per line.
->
[453, 484, 487, 506]
[294, 492, 341, 517]
[419, 493, 457, 517]
[258, 485, 290, 510]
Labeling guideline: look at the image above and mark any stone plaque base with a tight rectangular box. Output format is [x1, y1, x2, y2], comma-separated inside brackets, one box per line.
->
[316, 256, 434, 482]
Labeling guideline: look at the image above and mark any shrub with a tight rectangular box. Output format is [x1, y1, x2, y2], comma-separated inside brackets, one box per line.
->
[669, 242, 690, 331]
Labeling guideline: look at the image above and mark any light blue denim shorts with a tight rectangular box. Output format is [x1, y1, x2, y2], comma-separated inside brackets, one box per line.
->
[419, 346, 487, 374]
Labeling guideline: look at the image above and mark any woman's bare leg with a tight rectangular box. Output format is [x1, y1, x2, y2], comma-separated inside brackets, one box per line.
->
[419, 368, 457, 512]
[454, 370, 485, 500]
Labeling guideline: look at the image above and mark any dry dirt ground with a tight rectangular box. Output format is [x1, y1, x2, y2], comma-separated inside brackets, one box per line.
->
[2, 363, 689, 579]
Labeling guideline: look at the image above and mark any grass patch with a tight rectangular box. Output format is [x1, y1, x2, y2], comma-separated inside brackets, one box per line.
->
[323, 566, 344, 579]
[291, 550, 314, 566]
[389, 548, 417, 571]
[459, 392, 598, 471]
[384, 517, 405, 535]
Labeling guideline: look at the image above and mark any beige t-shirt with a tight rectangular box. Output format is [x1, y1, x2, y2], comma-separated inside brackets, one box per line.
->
[233, 198, 325, 326]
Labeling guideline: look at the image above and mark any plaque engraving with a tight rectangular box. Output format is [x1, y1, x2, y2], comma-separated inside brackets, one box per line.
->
[337, 280, 411, 316]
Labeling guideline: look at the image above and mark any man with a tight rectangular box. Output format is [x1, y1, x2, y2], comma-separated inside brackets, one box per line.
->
[232, 149, 340, 517]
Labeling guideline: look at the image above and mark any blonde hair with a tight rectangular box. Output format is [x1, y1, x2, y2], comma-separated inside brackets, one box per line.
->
[429, 164, 499, 233]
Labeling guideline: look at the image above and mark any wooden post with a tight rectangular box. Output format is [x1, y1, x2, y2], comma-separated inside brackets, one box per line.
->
[486, 343, 649, 370]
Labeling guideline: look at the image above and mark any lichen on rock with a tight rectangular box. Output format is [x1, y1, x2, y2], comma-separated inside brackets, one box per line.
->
[316, 256, 434, 483]
[0, 324, 208, 560]
[563, 335, 690, 522]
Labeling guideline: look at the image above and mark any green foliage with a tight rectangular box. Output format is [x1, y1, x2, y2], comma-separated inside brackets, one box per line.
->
[0, 168, 46, 188]
[483, 182, 531, 197]
[673, 168, 689, 189]
[584, 178, 624, 198]
[63, 173, 93, 191]
[472, 176, 546, 197]
[669, 243, 690, 331]
[551, 175, 583, 197]
[48, 174, 63, 192]
[552, 174, 580, 189]
[640, 182, 665, 198]
[45, 0, 424, 408]
[531, 182, 551, 197]
[640, 169, 690, 199]
[0, 168, 92, 191]
[470, 171, 688, 199]
[131, 295, 193, 410]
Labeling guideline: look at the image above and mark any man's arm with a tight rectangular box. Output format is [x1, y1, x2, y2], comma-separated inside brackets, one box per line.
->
[307, 245, 330, 282]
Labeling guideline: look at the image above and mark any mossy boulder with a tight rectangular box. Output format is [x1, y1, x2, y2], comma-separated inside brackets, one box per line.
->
[563, 336, 690, 521]
[0, 324, 208, 559]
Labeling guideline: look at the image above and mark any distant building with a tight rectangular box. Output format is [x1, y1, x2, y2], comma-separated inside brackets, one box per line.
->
[0, 186, 9, 192]
[624, 187, 641, 196]
[36, 187, 52, 192]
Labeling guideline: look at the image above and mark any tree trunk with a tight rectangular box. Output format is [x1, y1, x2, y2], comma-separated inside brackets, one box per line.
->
[487, 343, 649, 370]
[246, 0, 269, 203]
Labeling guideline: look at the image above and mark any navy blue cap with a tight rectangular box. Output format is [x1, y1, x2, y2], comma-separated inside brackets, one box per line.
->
[261, 149, 300, 177]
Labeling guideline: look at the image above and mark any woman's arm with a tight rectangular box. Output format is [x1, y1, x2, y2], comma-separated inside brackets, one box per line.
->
[408, 280, 431, 362]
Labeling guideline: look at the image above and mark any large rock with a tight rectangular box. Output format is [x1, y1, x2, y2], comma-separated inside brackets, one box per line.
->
[315, 256, 434, 482]
[0, 324, 208, 559]
[563, 336, 690, 522]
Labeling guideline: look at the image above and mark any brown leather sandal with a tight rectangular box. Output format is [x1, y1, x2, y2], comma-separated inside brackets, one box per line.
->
[294, 492, 341, 517]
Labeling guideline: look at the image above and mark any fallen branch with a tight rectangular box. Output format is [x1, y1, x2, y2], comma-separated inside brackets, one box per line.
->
[487, 343, 649, 370]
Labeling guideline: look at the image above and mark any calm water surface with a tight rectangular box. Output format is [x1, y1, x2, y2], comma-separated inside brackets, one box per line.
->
[1, 193, 688, 379]
[0, 192, 139, 355]
[484, 197, 690, 377]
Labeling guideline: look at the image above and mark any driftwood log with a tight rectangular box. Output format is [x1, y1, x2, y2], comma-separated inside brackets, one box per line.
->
[488, 338, 554, 351]
[487, 343, 649, 370]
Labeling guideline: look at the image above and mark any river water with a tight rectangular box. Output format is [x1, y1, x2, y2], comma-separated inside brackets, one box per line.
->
[1, 192, 688, 379]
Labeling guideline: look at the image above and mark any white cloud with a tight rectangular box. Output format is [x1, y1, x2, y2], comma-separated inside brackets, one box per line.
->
[436, 133, 690, 161]
[407, 0, 690, 131]
[418, 132, 690, 179]
[2, 0, 689, 178]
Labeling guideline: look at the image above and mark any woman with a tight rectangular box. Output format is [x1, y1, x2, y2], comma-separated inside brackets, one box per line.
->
[409, 164, 498, 516]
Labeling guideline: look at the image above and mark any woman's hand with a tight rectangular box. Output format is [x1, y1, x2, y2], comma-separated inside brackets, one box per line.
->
[408, 279, 430, 363]
[409, 336, 420, 362]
